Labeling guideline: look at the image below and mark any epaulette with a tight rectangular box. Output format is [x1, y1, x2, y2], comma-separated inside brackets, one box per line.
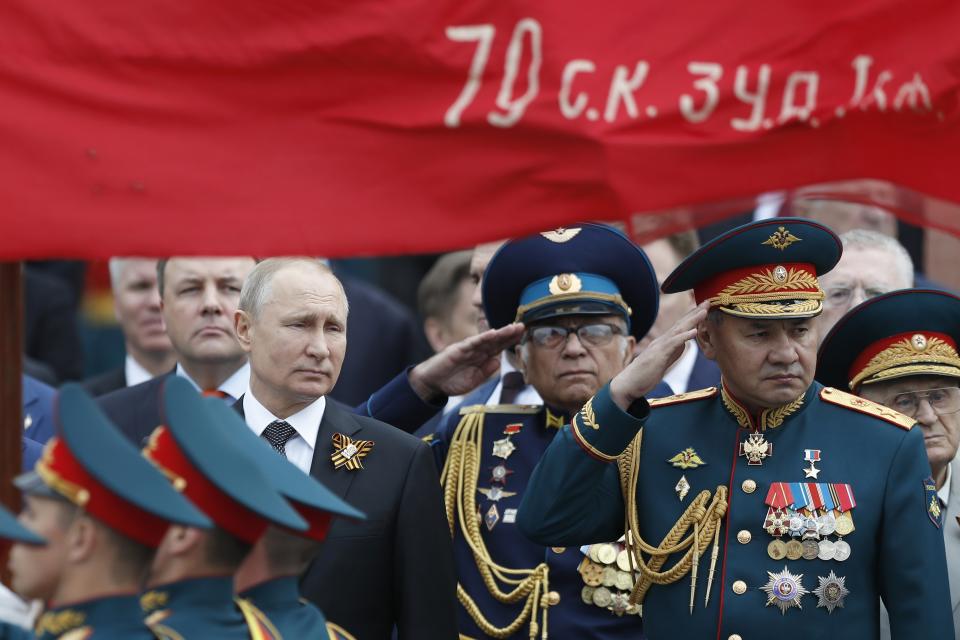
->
[648, 387, 718, 408]
[459, 403, 541, 416]
[820, 387, 914, 430]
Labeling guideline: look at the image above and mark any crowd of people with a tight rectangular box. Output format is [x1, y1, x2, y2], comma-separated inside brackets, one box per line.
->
[3, 206, 958, 639]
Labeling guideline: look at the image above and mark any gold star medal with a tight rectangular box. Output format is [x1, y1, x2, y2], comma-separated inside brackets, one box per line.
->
[761, 566, 808, 614]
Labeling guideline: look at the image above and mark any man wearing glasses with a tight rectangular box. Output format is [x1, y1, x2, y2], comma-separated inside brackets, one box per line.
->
[427, 223, 669, 639]
[817, 288, 960, 638]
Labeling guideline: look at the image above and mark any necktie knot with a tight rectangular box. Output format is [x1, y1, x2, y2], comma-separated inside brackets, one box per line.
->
[262, 420, 298, 457]
[499, 371, 526, 405]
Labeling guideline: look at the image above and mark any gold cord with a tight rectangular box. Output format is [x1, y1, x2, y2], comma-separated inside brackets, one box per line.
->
[440, 412, 551, 639]
[617, 431, 728, 610]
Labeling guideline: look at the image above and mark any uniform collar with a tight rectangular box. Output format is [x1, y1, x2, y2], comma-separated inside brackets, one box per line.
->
[542, 405, 568, 430]
[37, 593, 143, 639]
[720, 380, 811, 432]
[142, 575, 236, 614]
[238, 575, 301, 611]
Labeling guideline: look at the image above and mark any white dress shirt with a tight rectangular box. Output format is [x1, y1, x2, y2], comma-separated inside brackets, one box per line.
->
[242, 390, 325, 474]
[124, 355, 155, 387]
[176, 362, 250, 403]
[939, 462, 952, 507]
[488, 352, 542, 406]
[661, 342, 700, 395]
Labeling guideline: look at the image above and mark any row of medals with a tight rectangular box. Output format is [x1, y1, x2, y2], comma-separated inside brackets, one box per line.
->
[577, 541, 641, 617]
[765, 507, 855, 562]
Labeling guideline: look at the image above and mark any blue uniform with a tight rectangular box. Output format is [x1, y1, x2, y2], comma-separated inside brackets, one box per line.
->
[0, 623, 28, 640]
[142, 577, 280, 640]
[518, 381, 955, 639]
[34, 595, 160, 639]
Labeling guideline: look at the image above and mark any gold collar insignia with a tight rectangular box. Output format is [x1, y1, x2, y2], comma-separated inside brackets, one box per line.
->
[36, 609, 86, 636]
[721, 384, 804, 431]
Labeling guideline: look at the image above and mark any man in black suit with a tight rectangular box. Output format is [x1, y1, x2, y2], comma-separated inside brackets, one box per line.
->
[83, 258, 177, 396]
[233, 257, 463, 639]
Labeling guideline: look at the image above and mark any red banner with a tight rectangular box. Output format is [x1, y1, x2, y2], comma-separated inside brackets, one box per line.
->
[0, 0, 958, 258]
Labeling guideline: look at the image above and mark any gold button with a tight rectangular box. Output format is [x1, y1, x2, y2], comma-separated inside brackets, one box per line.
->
[736, 530, 752, 544]
[732, 580, 747, 595]
[544, 591, 560, 606]
[551, 547, 566, 554]
[741, 479, 757, 494]
[729, 635, 743, 640]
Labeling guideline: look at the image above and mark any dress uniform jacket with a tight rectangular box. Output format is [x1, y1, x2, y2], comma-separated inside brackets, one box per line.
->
[0, 623, 27, 640]
[142, 577, 280, 640]
[240, 577, 358, 640]
[518, 381, 955, 639]
[34, 595, 160, 639]
[431, 381, 671, 639]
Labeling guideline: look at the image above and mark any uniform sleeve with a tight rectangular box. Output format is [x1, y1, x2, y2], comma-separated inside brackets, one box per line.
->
[356, 369, 444, 434]
[393, 442, 459, 640]
[879, 425, 955, 638]
[517, 383, 647, 546]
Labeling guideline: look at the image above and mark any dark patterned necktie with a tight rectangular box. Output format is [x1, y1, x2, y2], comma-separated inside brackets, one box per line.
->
[499, 371, 526, 405]
[262, 420, 298, 457]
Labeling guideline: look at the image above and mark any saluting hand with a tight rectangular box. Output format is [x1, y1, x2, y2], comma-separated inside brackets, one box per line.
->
[408, 323, 525, 402]
[609, 301, 709, 411]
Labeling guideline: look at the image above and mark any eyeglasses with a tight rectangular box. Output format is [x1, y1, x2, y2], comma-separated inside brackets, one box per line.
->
[885, 386, 960, 418]
[824, 284, 892, 308]
[526, 323, 625, 349]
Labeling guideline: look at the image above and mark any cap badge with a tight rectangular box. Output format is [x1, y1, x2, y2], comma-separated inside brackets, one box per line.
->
[911, 333, 928, 351]
[541, 227, 582, 243]
[549, 273, 582, 295]
[773, 265, 788, 284]
[762, 226, 802, 251]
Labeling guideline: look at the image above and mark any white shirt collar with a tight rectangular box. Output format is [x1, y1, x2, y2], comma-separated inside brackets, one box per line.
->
[938, 462, 952, 507]
[175, 361, 250, 402]
[124, 355, 154, 387]
[662, 342, 699, 395]
[242, 389, 325, 450]
[488, 351, 542, 406]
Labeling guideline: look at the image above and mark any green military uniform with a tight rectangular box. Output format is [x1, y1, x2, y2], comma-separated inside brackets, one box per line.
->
[36, 595, 165, 640]
[517, 219, 955, 639]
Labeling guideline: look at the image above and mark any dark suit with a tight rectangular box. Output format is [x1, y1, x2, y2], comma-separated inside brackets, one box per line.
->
[24, 268, 83, 382]
[330, 276, 432, 406]
[81, 365, 127, 397]
[237, 398, 458, 640]
[98, 369, 440, 447]
[686, 347, 722, 391]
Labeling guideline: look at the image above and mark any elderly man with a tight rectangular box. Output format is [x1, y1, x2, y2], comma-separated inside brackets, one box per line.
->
[817, 288, 960, 638]
[518, 218, 953, 639]
[431, 224, 671, 639]
[83, 258, 176, 396]
[233, 258, 476, 639]
[815, 229, 914, 340]
[9, 385, 210, 639]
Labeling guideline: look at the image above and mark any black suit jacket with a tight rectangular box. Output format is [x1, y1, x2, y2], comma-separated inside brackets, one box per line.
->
[237, 398, 458, 640]
[98, 372, 173, 446]
[82, 366, 127, 397]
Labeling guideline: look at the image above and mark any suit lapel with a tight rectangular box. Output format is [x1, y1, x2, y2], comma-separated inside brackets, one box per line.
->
[309, 400, 364, 500]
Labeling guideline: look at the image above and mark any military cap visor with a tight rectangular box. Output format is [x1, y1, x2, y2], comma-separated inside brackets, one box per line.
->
[22, 385, 212, 548]
[148, 377, 307, 543]
[662, 217, 841, 319]
[481, 223, 659, 339]
[817, 289, 960, 391]
[0, 501, 45, 546]
[203, 398, 365, 540]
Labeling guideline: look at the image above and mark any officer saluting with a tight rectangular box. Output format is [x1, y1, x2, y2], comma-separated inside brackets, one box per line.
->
[431, 223, 669, 638]
[817, 288, 960, 638]
[518, 218, 955, 639]
[140, 377, 307, 639]
[8, 385, 211, 639]
[203, 399, 366, 640]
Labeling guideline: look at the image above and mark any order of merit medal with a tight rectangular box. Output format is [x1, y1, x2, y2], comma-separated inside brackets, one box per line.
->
[763, 481, 856, 562]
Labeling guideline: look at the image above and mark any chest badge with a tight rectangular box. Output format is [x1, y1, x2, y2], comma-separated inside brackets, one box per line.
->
[803, 449, 821, 479]
[739, 432, 773, 466]
[761, 566, 808, 614]
[667, 447, 706, 469]
[331, 433, 374, 470]
[813, 571, 849, 613]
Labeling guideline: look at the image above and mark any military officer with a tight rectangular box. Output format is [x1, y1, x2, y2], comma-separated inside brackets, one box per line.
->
[0, 501, 44, 639]
[430, 223, 671, 639]
[199, 398, 364, 640]
[517, 218, 954, 639]
[7, 384, 210, 639]
[817, 288, 960, 637]
[140, 377, 307, 639]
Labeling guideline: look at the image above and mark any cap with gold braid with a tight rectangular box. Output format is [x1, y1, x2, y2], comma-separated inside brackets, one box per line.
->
[662, 217, 841, 319]
[817, 289, 960, 391]
[143, 377, 307, 544]
[15, 384, 212, 547]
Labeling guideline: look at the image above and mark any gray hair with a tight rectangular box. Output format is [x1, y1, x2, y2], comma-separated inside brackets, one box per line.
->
[239, 257, 348, 319]
[108, 257, 152, 292]
[838, 229, 914, 287]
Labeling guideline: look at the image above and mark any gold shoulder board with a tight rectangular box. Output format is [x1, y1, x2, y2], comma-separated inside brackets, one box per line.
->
[459, 404, 541, 416]
[648, 387, 718, 408]
[819, 387, 914, 430]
